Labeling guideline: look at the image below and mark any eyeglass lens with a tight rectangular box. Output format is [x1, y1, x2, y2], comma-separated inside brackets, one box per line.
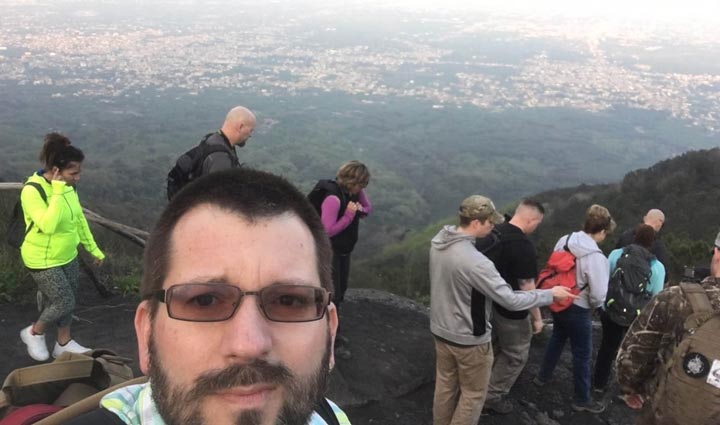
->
[165, 283, 328, 323]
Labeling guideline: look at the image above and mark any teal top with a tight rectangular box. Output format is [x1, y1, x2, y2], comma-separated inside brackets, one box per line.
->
[607, 247, 665, 296]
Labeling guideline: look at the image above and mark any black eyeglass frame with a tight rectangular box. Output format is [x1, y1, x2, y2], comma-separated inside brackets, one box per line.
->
[152, 283, 332, 323]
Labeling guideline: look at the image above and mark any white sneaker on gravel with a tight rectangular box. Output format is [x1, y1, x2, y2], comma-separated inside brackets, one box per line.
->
[52, 339, 91, 358]
[20, 325, 49, 361]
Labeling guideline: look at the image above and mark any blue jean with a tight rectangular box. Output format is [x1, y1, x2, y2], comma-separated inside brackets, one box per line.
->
[537, 304, 593, 403]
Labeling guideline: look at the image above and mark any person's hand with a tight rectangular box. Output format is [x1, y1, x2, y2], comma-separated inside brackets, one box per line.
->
[550, 286, 577, 302]
[620, 393, 644, 409]
[345, 202, 359, 214]
[532, 318, 544, 334]
[93, 257, 104, 267]
[51, 167, 63, 182]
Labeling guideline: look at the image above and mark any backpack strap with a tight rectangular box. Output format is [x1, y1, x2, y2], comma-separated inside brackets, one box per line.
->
[198, 132, 240, 168]
[680, 282, 716, 331]
[561, 234, 590, 292]
[680, 282, 714, 313]
[22, 181, 47, 236]
[315, 398, 340, 425]
[59, 406, 127, 425]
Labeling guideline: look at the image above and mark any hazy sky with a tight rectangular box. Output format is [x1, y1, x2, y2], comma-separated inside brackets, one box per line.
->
[386, 0, 720, 22]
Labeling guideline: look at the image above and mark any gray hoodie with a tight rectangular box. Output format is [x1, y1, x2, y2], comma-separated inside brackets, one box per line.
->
[554, 231, 609, 309]
[429, 225, 554, 346]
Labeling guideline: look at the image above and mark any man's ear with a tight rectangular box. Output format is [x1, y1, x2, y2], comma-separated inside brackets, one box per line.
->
[327, 302, 339, 370]
[135, 301, 152, 375]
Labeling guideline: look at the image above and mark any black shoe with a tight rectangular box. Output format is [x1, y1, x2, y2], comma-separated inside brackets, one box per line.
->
[532, 376, 547, 387]
[482, 398, 513, 415]
[572, 400, 605, 414]
[334, 345, 352, 360]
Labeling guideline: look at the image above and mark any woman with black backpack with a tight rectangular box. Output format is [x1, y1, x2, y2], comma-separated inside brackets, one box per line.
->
[19, 133, 105, 362]
[592, 224, 665, 393]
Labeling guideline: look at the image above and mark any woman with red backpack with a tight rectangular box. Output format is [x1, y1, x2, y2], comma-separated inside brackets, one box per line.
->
[534, 204, 615, 413]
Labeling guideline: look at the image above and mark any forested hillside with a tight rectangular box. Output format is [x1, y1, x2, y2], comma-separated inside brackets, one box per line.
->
[1, 85, 718, 259]
[357, 148, 720, 299]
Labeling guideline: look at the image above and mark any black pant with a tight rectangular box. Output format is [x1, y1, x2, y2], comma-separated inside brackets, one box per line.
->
[331, 252, 351, 307]
[593, 309, 628, 390]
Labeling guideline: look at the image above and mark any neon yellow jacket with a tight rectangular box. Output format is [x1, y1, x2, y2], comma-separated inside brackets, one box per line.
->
[20, 172, 105, 270]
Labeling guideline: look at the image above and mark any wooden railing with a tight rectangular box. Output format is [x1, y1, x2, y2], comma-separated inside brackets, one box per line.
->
[0, 182, 149, 247]
[1, 182, 149, 296]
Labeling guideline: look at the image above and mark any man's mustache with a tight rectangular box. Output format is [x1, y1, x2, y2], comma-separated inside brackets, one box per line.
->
[186, 359, 293, 400]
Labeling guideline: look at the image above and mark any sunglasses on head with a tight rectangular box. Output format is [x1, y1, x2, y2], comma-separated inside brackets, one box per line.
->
[153, 283, 331, 323]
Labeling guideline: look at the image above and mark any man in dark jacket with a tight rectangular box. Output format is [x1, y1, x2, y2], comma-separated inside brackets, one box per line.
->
[616, 209, 669, 277]
[199, 106, 256, 175]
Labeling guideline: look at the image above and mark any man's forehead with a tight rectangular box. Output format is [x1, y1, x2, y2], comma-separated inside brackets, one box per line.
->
[165, 205, 318, 288]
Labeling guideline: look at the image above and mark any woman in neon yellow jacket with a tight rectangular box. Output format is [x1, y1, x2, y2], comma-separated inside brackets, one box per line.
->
[19, 132, 105, 362]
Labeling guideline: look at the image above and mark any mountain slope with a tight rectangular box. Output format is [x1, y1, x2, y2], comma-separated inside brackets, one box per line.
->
[357, 147, 720, 298]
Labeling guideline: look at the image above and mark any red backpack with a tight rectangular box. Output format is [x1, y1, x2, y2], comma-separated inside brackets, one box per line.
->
[537, 234, 586, 312]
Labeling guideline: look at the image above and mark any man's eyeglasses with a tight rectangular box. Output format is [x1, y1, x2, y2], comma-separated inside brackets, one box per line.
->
[153, 283, 331, 323]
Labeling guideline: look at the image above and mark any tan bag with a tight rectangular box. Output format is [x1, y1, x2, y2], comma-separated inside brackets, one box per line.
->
[0, 350, 134, 417]
[651, 283, 720, 425]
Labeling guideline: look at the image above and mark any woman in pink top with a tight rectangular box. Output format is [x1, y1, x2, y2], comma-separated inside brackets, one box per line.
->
[309, 161, 372, 358]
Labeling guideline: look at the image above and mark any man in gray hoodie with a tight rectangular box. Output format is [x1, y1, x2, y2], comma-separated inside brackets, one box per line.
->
[430, 195, 575, 425]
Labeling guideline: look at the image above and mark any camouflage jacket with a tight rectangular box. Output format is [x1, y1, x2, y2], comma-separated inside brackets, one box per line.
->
[615, 276, 720, 396]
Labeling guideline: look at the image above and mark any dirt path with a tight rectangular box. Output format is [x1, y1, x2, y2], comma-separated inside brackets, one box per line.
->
[2, 285, 638, 425]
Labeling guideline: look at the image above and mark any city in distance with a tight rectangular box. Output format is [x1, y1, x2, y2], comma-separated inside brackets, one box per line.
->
[1, 0, 718, 258]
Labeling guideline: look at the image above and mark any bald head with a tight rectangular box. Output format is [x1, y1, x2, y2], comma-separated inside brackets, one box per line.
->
[643, 209, 665, 232]
[221, 106, 256, 147]
[509, 199, 545, 235]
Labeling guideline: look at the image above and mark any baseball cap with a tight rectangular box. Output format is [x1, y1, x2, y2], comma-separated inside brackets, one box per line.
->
[458, 195, 504, 224]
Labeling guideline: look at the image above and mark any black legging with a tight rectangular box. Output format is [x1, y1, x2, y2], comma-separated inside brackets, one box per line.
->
[331, 252, 351, 307]
[593, 309, 628, 390]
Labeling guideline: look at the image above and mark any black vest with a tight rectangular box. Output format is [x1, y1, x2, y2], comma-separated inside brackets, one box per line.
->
[308, 180, 361, 255]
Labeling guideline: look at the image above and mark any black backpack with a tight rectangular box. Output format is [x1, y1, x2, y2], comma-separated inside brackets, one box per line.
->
[5, 182, 47, 249]
[166, 133, 237, 200]
[604, 244, 655, 327]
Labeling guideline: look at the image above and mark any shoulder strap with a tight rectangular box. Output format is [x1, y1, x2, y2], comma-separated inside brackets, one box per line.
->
[25, 181, 48, 204]
[23, 181, 48, 234]
[563, 234, 572, 254]
[680, 282, 713, 313]
[315, 398, 340, 425]
[199, 133, 237, 159]
[59, 407, 127, 425]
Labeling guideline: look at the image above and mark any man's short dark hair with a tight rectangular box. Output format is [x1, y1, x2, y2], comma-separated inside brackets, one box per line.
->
[141, 168, 332, 317]
[520, 199, 545, 215]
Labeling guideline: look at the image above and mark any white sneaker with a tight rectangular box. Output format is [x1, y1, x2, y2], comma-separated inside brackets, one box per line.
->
[20, 325, 49, 361]
[52, 339, 91, 358]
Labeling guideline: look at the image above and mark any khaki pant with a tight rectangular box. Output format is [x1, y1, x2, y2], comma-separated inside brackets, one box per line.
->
[433, 339, 493, 425]
[486, 307, 533, 402]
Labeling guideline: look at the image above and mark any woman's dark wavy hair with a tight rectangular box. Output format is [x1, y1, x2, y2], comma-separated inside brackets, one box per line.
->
[633, 224, 656, 249]
[39, 132, 84, 170]
[141, 167, 333, 318]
